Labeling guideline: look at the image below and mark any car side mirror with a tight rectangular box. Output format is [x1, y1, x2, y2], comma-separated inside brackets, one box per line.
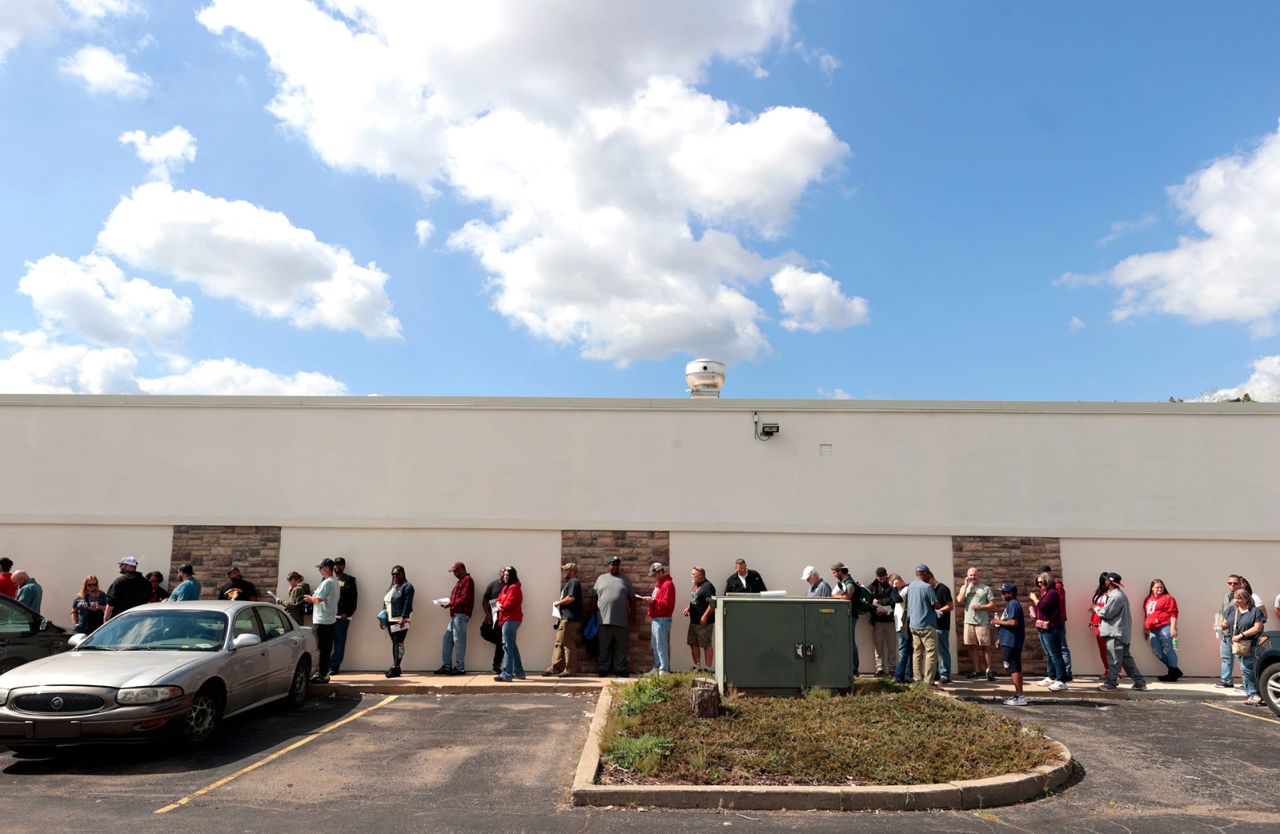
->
[39, 619, 52, 632]
[232, 633, 262, 650]
[67, 633, 88, 648]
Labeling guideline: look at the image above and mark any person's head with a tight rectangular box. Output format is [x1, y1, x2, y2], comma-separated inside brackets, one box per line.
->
[801, 566, 820, 587]
[178, 563, 195, 581]
[1105, 572, 1123, 590]
[561, 562, 577, 579]
[146, 571, 163, 585]
[502, 565, 519, 585]
[227, 566, 242, 582]
[317, 558, 335, 577]
[1000, 581, 1017, 600]
[875, 566, 888, 580]
[735, 559, 748, 577]
[1035, 572, 1052, 591]
[607, 556, 621, 575]
[691, 566, 706, 584]
[1226, 574, 1242, 592]
[830, 562, 848, 579]
[914, 563, 931, 580]
[80, 575, 100, 598]
[1149, 578, 1169, 597]
[925, 571, 938, 587]
[965, 567, 980, 584]
[448, 561, 467, 579]
[1234, 588, 1255, 609]
[391, 565, 406, 585]
[649, 562, 667, 580]
[888, 572, 904, 589]
[12, 570, 29, 586]
[119, 556, 139, 574]
[286, 570, 302, 587]
[1237, 576, 1254, 595]
[333, 557, 347, 575]
[0, 557, 12, 573]
[1039, 566, 1054, 581]
[1095, 571, 1111, 596]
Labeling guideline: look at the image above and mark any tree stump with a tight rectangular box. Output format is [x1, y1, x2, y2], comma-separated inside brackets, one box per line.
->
[691, 678, 721, 719]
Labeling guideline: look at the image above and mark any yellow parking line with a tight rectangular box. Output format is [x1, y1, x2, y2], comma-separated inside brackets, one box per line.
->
[1202, 700, 1280, 726]
[154, 694, 399, 814]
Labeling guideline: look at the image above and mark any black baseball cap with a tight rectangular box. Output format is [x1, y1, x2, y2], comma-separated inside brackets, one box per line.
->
[317, 558, 336, 569]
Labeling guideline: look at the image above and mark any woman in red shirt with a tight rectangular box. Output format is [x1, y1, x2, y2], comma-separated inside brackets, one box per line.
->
[1143, 578, 1181, 682]
[493, 566, 526, 682]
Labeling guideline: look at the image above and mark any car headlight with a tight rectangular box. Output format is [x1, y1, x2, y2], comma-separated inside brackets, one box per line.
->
[0, 689, 8, 707]
[116, 686, 184, 705]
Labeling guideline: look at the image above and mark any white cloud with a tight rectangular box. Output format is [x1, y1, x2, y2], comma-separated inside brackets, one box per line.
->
[63, 0, 135, 19]
[118, 125, 197, 182]
[771, 265, 869, 332]
[137, 358, 346, 395]
[59, 44, 149, 97]
[200, 0, 859, 364]
[17, 253, 192, 348]
[97, 182, 402, 339]
[1097, 213, 1157, 247]
[795, 41, 839, 82]
[1191, 355, 1280, 403]
[818, 387, 852, 400]
[1082, 120, 1280, 334]
[414, 219, 434, 247]
[0, 0, 61, 65]
[1068, 315, 1086, 333]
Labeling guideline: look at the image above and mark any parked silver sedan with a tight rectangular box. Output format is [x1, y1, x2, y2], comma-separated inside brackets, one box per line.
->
[0, 601, 317, 751]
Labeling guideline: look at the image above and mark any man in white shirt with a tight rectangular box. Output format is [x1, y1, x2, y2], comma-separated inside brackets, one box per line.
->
[305, 558, 340, 684]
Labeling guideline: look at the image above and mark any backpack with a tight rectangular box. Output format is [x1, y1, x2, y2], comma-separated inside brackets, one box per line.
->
[851, 581, 875, 615]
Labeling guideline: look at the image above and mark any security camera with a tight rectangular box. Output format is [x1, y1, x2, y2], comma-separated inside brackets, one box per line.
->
[760, 423, 780, 438]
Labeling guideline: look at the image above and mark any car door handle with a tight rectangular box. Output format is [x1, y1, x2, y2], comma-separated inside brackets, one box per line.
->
[290, 639, 299, 646]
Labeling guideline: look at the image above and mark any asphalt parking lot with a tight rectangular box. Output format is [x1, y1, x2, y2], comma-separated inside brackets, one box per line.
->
[0, 693, 1276, 834]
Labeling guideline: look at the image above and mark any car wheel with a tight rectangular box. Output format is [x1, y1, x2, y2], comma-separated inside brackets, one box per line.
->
[0, 658, 23, 676]
[285, 659, 310, 709]
[182, 688, 223, 746]
[1262, 663, 1280, 718]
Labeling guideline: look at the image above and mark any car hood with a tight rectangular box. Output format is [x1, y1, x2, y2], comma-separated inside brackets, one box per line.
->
[0, 649, 209, 690]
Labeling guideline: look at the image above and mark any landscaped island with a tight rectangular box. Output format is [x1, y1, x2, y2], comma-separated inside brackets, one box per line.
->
[600, 675, 1060, 787]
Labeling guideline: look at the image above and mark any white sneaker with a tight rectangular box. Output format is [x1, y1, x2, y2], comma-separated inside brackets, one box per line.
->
[1048, 680, 1067, 692]
[1003, 695, 1028, 706]
[1035, 677, 1054, 687]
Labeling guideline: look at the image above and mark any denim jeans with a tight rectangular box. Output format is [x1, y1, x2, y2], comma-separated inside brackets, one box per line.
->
[500, 620, 524, 679]
[1038, 628, 1067, 682]
[1220, 637, 1237, 685]
[331, 617, 350, 672]
[1147, 624, 1177, 669]
[1241, 654, 1259, 698]
[650, 617, 672, 672]
[894, 629, 913, 682]
[850, 616, 860, 675]
[936, 627, 952, 681]
[1060, 630, 1072, 679]
[442, 613, 469, 670]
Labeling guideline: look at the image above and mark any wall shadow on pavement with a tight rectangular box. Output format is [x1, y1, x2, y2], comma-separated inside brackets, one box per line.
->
[1, 694, 364, 777]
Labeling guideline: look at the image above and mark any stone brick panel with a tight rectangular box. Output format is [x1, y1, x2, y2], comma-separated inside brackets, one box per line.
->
[561, 530, 670, 675]
[170, 525, 282, 600]
[950, 536, 1063, 678]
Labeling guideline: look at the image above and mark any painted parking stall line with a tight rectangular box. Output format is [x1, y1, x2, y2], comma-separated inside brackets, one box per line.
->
[1202, 701, 1280, 726]
[154, 694, 399, 815]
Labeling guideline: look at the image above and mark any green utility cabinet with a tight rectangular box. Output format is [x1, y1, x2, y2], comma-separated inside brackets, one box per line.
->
[713, 597, 853, 695]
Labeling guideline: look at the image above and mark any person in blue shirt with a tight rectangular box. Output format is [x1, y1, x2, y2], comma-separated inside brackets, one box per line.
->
[168, 564, 201, 601]
[993, 582, 1027, 706]
[13, 571, 42, 615]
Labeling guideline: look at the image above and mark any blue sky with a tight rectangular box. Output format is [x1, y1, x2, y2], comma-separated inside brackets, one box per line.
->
[2, 1, 1280, 401]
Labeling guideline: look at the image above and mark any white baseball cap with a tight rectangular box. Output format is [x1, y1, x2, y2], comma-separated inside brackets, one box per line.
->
[119, 556, 139, 567]
[801, 565, 818, 580]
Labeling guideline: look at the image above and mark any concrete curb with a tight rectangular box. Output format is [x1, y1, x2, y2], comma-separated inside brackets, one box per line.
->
[311, 671, 610, 697]
[570, 686, 1074, 812]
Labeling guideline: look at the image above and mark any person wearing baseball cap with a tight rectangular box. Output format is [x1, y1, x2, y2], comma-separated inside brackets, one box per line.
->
[904, 564, 943, 687]
[544, 562, 583, 677]
[436, 561, 474, 675]
[168, 563, 201, 602]
[330, 557, 358, 676]
[802, 566, 831, 598]
[992, 582, 1027, 705]
[592, 555, 635, 677]
[104, 556, 151, 620]
[305, 559, 340, 682]
[1093, 572, 1148, 692]
[645, 562, 675, 674]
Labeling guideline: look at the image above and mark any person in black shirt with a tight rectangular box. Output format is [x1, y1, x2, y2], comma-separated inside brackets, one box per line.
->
[145, 571, 170, 603]
[723, 559, 767, 594]
[928, 570, 955, 684]
[543, 562, 583, 676]
[217, 567, 259, 602]
[482, 571, 505, 674]
[331, 557, 358, 675]
[683, 567, 717, 672]
[104, 556, 151, 620]
[868, 567, 897, 676]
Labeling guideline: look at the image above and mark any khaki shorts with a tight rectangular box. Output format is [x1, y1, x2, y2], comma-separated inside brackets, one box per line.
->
[687, 621, 713, 648]
[964, 622, 993, 646]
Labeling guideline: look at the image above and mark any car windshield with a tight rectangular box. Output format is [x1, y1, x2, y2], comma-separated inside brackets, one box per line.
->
[80, 610, 228, 652]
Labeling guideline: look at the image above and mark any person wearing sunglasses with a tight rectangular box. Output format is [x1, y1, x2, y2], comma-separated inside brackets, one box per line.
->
[72, 575, 107, 634]
[382, 566, 414, 678]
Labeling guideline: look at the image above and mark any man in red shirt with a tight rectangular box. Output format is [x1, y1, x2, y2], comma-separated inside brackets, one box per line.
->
[646, 562, 676, 674]
[0, 557, 16, 598]
[436, 561, 474, 675]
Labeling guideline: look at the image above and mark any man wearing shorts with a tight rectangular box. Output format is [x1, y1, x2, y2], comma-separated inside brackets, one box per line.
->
[683, 567, 716, 672]
[992, 582, 1026, 706]
[957, 566, 997, 681]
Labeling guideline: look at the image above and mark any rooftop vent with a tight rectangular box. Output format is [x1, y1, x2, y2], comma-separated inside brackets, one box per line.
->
[685, 359, 725, 398]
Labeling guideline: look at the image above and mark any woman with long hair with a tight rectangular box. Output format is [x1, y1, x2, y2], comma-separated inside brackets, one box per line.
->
[72, 575, 107, 634]
[1219, 588, 1266, 706]
[1087, 572, 1113, 681]
[1143, 578, 1181, 681]
[492, 566, 525, 682]
[145, 570, 169, 603]
[382, 565, 414, 678]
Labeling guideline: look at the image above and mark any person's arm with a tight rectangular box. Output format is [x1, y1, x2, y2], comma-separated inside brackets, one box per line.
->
[936, 590, 954, 614]
[956, 583, 971, 605]
[1097, 591, 1123, 621]
[401, 584, 414, 620]
[753, 572, 767, 593]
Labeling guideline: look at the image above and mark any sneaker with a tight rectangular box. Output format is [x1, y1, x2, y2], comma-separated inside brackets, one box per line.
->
[1130, 682, 1147, 691]
[1035, 677, 1054, 687]
[385, 667, 401, 678]
[1245, 695, 1263, 706]
[1097, 683, 1117, 691]
[541, 670, 557, 677]
[446, 668, 466, 676]
[493, 675, 512, 682]
[1048, 680, 1067, 692]
[433, 665, 452, 675]
[310, 674, 330, 684]
[965, 670, 982, 680]
[1215, 681, 1235, 688]
[985, 669, 996, 682]
[1003, 695, 1028, 706]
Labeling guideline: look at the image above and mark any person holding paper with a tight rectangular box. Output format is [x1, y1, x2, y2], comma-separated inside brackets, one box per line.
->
[493, 566, 525, 682]
[383, 565, 414, 678]
[436, 562, 474, 675]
